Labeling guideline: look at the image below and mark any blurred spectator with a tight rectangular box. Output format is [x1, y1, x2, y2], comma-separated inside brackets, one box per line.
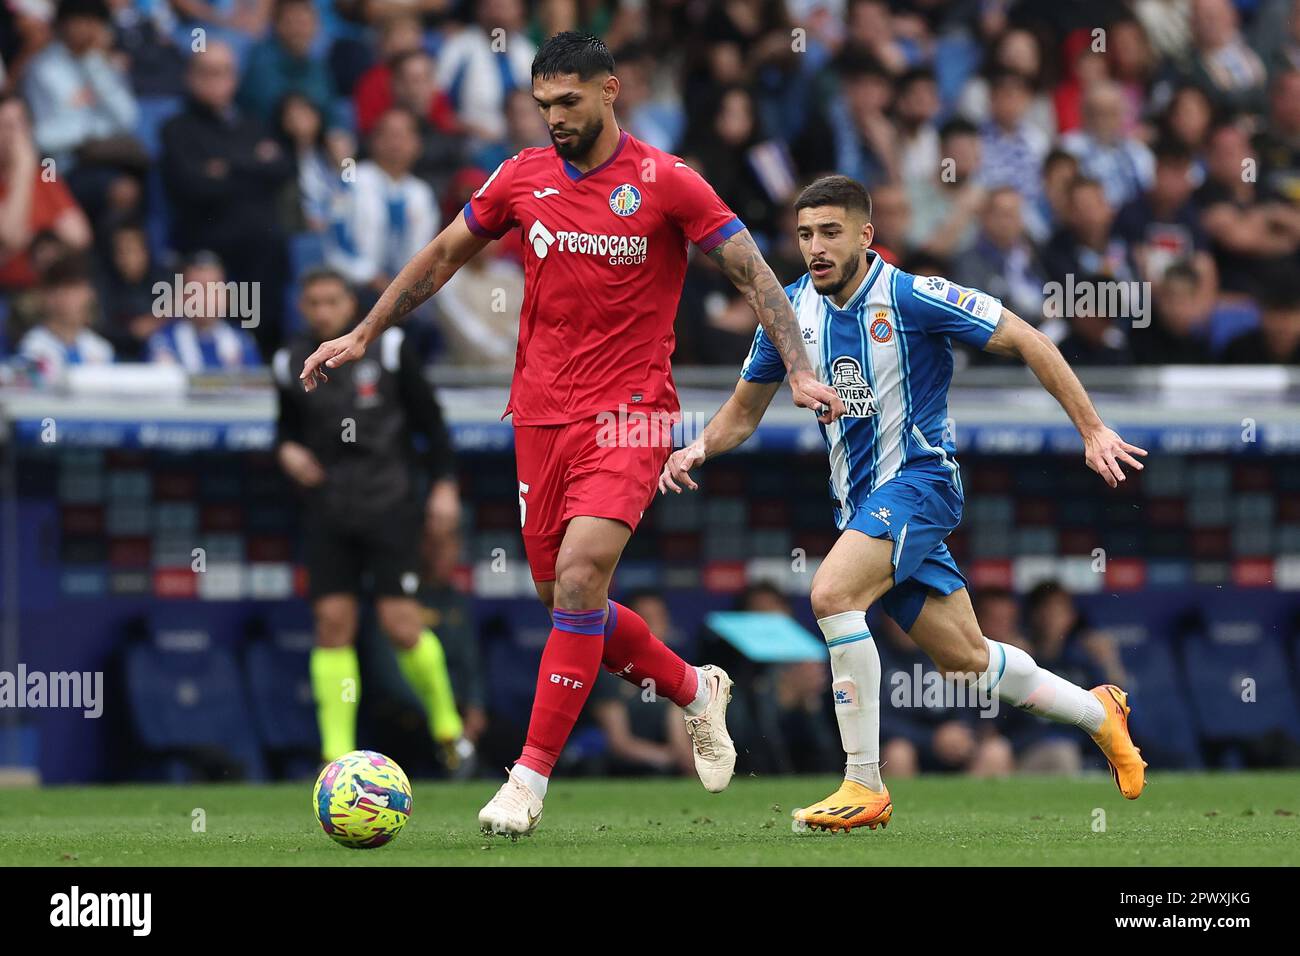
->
[1159, 83, 1215, 173]
[1043, 176, 1137, 285]
[977, 69, 1051, 222]
[98, 220, 168, 359]
[953, 186, 1047, 325]
[609, 42, 682, 153]
[352, 14, 425, 138]
[1221, 269, 1300, 363]
[434, 0, 536, 142]
[1182, 0, 1268, 114]
[0, 92, 92, 292]
[1196, 120, 1300, 295]
[1008, 581, 1125, 773]
[865, 180, 910, 263]
[830, 55, 898, 189]
[683, 86, 785, 240]
[1061, 81, 1154, 209]
[236, 0, 339, 125]
[1034, 147, 1080, 244]
[108, 0, 187, 97]
[272, 90, 343, 233]
[956, 26, 1057, 141]
[1130, 260, 1214, 364]
[17, 251, 113, 377]
[389, 49, 467, 195]
[1106, 15, 1158, 134]
[325, 107, 439, 299]
[433, 238, 522, 367]
[588, 591, 695, 777]
[161, 41, 292, 355]
[22, 0, 140, 169]
[894, 67, 940, 196]
[907, 117, 983, 258]
[877, 613, 1014, 779]
[147, 251, 262, 371]
[1253, 68, 1300, 205]
[1114, 137, 1215, 289]
[1052, 273, 1136, 367]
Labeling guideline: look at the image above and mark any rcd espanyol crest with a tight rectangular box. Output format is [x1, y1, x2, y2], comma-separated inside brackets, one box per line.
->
[609, 183, 641, 216]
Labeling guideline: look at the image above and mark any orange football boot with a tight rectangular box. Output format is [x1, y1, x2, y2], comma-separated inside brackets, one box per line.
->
[793, 780, 893, 833]
[1089, 684, 1147, 799]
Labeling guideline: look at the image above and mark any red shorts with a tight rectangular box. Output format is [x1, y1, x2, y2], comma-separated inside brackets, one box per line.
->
[514, 414, 672, 581]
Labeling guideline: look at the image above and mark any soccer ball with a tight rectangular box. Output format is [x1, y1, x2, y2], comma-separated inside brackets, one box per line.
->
[313, 750, 413, 848]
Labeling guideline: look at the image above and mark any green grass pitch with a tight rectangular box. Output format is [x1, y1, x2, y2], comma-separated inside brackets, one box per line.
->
[2, 772, 1297, 866]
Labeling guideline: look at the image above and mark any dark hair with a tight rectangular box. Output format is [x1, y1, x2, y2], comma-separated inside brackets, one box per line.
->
[938, 116, 979, 142]
[40, 251, 92, 289]
[795, 175, 872, 220]
[896, 66, 936, 94]
[299, 266, 352, 293]
[1042, 147, 1078, 175]
[56, 0, 110, 24]
[389, 49, 432, 76]
[532, 31, 615, 81]
[1024, 580, 1067, 616]
[988, 66, 1032, 93]
[1151, 136, 1193, 165]
[737, 580, 787, 612]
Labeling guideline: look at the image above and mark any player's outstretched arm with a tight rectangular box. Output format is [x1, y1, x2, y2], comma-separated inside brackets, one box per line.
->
[984, 308, 1148, 488]
[299, 211, 490, 391]
[659, 379, 780, 494]
[706, 228, 845, 423]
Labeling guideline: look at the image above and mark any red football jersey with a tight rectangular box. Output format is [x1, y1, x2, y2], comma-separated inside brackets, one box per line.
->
[463, 131, 743, 425]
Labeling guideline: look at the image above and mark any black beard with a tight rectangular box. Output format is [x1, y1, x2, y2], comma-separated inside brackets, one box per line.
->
[816, 254, 863, 300]
[552, 116, 604, 161]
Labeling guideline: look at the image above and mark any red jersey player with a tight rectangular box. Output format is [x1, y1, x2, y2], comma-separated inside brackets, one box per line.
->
[300, 32, 844, 836]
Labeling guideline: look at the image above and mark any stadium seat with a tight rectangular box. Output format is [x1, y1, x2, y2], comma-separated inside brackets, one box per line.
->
[1181, 625, 1300, 746]
[1118, 636, 1203, 769]
[244, 605, 321, 778]
[124, 616, 266, 782]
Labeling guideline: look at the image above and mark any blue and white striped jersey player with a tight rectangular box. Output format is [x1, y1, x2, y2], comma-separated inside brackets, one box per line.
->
[660, 175, 1150, 832]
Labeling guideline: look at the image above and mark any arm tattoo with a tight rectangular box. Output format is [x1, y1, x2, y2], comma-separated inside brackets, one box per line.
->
[359, 265, 437, 338]
[707, 229, 811, 375]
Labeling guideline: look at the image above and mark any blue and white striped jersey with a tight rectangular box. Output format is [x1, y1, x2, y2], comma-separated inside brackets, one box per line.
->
[741, 252, 1003, 529]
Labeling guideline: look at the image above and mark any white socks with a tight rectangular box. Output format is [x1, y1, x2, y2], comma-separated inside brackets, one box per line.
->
[979, 638, 1105, 734]
[683, 666, 711, 717]
[511, 763, 549, 799]
[818, 611, 883, 792]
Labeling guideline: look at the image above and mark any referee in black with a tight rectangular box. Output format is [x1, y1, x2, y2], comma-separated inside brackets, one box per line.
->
[273, 266, 466, 765]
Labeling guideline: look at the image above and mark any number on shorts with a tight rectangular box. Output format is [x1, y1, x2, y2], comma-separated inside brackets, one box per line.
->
[518, 481, 529, 528]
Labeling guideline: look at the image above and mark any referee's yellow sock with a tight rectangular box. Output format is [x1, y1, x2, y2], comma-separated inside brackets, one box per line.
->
[396, 629, 463, 743]
[310, 645, 360, 760]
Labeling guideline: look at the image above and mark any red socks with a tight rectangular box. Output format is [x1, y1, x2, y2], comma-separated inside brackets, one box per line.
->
[602, 600, 698, 707]
[517, 608, 605, 777]
[517, 602, 700, 778]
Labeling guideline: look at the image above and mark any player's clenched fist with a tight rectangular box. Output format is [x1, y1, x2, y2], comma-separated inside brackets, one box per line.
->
[790, 369, 845, 424]
[659, 441, 707, 494]
[300, 329, 367, 392]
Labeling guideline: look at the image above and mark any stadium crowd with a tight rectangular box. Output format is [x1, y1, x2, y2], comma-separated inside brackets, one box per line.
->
[2, 0, 1300, 378]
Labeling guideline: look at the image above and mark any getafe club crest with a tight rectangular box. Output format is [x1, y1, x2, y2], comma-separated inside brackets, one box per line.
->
[609, 183, 642, 217]
[831, 356, 877, 418]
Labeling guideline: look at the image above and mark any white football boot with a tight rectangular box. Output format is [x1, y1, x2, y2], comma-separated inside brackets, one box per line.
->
[478, 768, 544, 837]
[685, 664, 736, 793]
